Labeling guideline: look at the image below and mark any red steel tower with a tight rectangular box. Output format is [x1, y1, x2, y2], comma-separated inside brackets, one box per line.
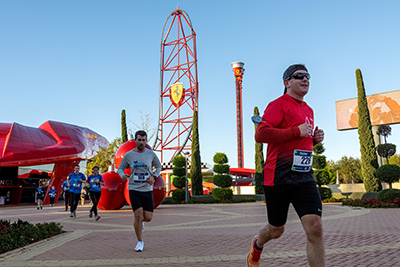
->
[153, 7, 199, 163]
[231, 62, 245, 168]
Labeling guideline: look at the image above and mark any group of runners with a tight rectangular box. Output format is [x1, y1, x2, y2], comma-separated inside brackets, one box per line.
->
[61, 165, 105, 220]
[35, 184, 57, 209]
[36, 63, 326, 266]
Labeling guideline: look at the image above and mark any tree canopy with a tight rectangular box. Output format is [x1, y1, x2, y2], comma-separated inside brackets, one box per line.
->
[327, 156, 362, 184]
[86, 138, 122, 174]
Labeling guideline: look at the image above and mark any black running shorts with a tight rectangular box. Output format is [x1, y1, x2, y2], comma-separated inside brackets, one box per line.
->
[129, 190, 154, 212]
[263, 181, 322, 227]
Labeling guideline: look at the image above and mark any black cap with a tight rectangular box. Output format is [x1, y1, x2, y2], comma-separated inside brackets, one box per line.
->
[283, 64, 308, 94]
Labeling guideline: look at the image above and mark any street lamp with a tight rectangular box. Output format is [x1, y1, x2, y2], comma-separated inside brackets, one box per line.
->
[184, 151, 190, 201]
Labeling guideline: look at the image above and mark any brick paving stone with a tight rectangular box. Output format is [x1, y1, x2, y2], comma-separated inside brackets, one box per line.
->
[0, 202, 400, 267]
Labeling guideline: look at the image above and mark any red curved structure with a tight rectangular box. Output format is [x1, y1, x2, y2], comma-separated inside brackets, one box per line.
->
[97, 170, 126, 210]
[153, 7, 199, 163]
[230, 167, 255, 186]
[0, 121, 108, 204]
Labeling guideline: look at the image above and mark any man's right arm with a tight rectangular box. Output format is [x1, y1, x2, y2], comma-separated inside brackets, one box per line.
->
[255, 123, 300, 143]
[117, 157, 129, 181]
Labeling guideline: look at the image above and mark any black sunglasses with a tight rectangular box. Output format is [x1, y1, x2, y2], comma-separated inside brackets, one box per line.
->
[289, 73, 311, 80]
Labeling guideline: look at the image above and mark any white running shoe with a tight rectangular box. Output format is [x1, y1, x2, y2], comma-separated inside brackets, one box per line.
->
[134, 241, 144, 252]
[142, 222, 145, 232]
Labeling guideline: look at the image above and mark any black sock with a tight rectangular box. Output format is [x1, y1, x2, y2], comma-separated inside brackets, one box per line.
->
[254, 240, 263, 251]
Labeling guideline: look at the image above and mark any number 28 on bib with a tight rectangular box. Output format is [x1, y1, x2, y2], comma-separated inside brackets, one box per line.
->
[292, 150, 313, 172]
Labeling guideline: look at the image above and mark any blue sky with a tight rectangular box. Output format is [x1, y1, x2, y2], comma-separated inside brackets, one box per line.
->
[2, 1, 400, 169]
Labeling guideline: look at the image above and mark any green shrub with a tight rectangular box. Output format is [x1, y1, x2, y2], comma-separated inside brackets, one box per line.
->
[313, 143, 325, 155]
[213, 164, 230, 174]
[162, 197, 256, 204]
[375, 164, 400, 185]
[317, 187, 332, 200]
[213, 153, 228, 164]
[322, 197, 341, 203]
[213, 174, 232, 188]
[212, 188, 233, 201]
[361, 192, 379, 199]
[172, 189, 186, 202]
[172, 176, 186, 189]
[0, 219, 64, 254]
[376, 143, 396, 159]
[377, 189, 400, 202]
[173, 166, 186, 177]
[342, 197, 400, 208]
[173, 155, 186, 168]
[312, 155, 327, 169]
[314, 169, 330, 186]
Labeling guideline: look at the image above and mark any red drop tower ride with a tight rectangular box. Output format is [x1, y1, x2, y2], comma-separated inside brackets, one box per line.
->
[231, 62, 245, 168]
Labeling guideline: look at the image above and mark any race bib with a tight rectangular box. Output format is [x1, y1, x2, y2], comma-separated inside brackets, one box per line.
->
[292, 150, 313, 172]
[132, 173, 149, 184]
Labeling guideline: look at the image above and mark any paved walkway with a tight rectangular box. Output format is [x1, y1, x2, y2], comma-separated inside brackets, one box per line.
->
[0, 202, 399, 267]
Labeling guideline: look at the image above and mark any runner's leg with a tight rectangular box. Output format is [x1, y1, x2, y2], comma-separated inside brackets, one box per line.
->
[134, 208, 144, 241]
[301, 214, 325, 267]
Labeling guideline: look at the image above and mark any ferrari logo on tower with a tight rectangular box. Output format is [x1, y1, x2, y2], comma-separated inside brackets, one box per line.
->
[170, 82, 184, 107]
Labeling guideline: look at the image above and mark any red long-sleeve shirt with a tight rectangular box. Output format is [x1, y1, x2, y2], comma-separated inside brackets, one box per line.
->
[257, 94, 315, 186]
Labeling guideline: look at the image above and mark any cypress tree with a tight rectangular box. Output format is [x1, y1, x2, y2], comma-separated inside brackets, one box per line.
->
[190, 110, 203, 195]
[356, 69, 382, 192]
[121, 109, 128, 143]
[254, 107, 264, 194]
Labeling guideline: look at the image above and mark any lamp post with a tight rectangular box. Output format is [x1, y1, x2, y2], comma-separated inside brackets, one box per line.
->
[184, 152, 190, 201]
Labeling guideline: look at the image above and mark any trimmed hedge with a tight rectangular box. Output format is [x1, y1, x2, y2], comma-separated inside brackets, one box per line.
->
[312, 155, 327, 169]
[172, 189, 186, 202]
[173, 155, 186, 168]
[172, 166, 186, 178]
[317, 187, 332, 200]
[213, 164, 230, 174]
[375, 165, 400, 185]
[172, 176, 186, 189]
[314, 170, 330, 187]
[342, 197, 400, 208]
[213, 174, 232, 188]
[213, 153, 228, 164]
[162, 197, 256, 204]
[212, 188, 233, 201]
[377, 189, 400, 202]
[0, 219, 64, 254]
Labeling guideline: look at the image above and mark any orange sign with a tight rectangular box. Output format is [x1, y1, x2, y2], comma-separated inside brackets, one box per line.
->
[336, 90, 400, 130]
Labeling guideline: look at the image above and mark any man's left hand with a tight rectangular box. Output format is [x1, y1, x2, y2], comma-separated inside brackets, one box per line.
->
[147, 176, 155, 185]
[313, 126, 324, 144]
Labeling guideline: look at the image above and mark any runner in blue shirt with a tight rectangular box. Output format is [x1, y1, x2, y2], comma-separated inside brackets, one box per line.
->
[62, 179, 71, 211]
[48, 186, 57, 208]
[36, 184, 45, 210]
[86, 166, 105, 221]
[68, 165, 86, 218]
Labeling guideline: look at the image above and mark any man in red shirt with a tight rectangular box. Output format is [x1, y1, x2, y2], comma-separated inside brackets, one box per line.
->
[247, 64, 325, 267]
